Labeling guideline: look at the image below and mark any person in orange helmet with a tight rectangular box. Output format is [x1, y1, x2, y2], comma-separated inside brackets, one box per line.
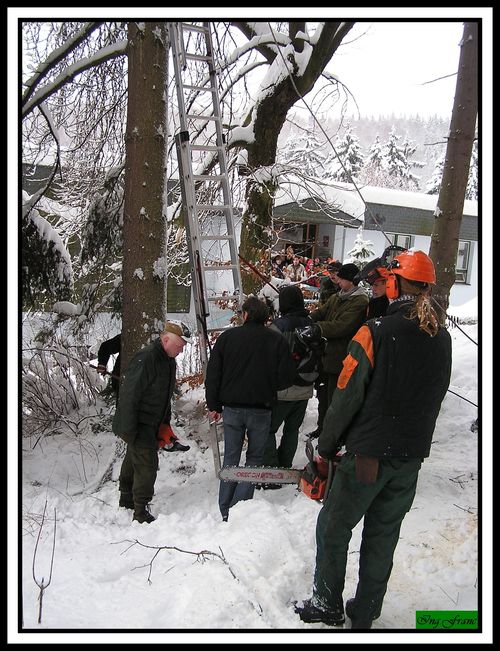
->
[296, 250, 452, 629]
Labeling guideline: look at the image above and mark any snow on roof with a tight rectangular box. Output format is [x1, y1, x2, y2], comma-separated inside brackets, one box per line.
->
[274, 180, 477, 219]
[273, 178, 365, 221]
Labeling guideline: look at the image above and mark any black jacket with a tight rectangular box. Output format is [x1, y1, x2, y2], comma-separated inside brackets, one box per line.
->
[205, 321, 297, 412]
[98, 333, 121, 390]
[112, 338, 176, 448]
[366, 295, 389, 320]
[342, 300, 452, 458]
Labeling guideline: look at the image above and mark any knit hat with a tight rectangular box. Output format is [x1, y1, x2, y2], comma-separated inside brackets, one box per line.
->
[278, 285, 305, 315]
[162, 320, 192, 342]
[336, 263, 360, 283]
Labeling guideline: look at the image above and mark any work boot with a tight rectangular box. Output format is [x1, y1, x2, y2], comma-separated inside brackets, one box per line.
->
[133, 505, 156, 524]
[294, 598, 345, 626]
[262, 483, 282, 490]
[119, 493, 134, 510]
[345, 598, 375, 630]
[163, 440, 190, 452]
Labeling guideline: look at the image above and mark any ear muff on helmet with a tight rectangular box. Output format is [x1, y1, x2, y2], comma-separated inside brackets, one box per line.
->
[385, 273, 399, 299]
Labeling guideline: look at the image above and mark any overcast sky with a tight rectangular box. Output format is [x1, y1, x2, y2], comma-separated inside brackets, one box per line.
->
[329, 21, 466, 119]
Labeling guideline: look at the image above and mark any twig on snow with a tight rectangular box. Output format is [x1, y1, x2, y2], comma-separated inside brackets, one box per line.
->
[32, 500, 57, 624]
[114, 539, 263, 616]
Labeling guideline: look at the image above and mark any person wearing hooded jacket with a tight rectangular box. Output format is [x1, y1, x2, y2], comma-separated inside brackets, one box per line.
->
[261, 285, 314, 473]
[309, 262, 369, 412]
[295, 250, 452, 629]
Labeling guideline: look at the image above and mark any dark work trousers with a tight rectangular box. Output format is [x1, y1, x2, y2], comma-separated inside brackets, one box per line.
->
[313, 452, 421, 620]
[262, 399, 309, 468]
[119, 443, 159, 507]
[219, 406, 272, 519]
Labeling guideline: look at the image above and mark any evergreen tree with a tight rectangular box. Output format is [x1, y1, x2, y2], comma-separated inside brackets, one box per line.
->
[366, 135, 384, 168]
[279, 127, 326, 178]
[346, 227, 375, 269]
[400, 136, 425, 189]
[426, 154, 445, 195]
[427, 139, 477, 200]
[382, 128, 424, 190]
[324, 125, 364, 183]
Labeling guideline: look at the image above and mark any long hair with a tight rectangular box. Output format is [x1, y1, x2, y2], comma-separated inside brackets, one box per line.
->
[400, 279, 440, 337]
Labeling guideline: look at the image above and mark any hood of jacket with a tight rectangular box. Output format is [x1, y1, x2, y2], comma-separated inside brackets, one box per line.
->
[279, 284, 305, 314]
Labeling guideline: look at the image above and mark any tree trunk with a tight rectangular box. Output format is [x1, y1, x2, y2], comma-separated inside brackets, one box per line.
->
[121, 22, 168, 371]
[233, 22, 355, 294]
[429, 22, 478, 320]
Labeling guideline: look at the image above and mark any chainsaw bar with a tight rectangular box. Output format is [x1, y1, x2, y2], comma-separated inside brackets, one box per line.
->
[218, 466, 303, 484]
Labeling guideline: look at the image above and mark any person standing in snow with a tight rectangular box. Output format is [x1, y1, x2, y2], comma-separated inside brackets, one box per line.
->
[112, 322, 192, 524]
[260, 285, 316, 477]
[205, 296, 297, 521]
[96, 333, 122, 401]
[295, 250, 452, 629]
[307, 263, 368, 439]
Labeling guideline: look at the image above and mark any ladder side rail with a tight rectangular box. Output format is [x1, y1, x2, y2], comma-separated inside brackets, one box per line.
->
[202, 22, 244, 303]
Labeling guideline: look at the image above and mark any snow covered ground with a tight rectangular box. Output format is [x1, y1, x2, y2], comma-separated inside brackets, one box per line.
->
[12, 305, 491, 644]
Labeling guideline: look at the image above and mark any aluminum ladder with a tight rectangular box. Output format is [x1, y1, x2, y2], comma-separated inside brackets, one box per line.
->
[168, 21, 243, 474]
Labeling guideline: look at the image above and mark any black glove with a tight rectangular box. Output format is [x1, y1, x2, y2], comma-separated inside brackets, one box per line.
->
[317, 444, 341, 461]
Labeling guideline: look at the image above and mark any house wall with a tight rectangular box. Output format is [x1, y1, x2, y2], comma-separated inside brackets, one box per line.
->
[339, 226, 478, 308]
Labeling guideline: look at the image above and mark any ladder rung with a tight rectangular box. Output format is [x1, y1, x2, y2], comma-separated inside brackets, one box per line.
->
[206, 295, 238, 302]
[190, 145, 222, 152]
[182, 84, 215, 93]
[193, 174, 225, 182]
[196, 204, 231, 212]
[185, 53, 212, 62]
[203, 264, 238, 272]
[201, 235, 235, 241]
[187, 114, 219, 122]
[180, 23, 209, 33]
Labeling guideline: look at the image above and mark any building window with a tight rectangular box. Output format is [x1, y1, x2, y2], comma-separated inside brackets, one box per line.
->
[166, 264, 191, 313]
[387, 233, 414, 251]
[456, 241, 471, 284]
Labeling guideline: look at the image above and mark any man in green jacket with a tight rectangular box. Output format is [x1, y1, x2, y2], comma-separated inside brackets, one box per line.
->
[309, 263, 369, 433]
[112, 321, 191, 524]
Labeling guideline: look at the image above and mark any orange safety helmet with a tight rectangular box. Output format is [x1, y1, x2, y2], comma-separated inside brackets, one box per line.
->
[386, 250, 436, 299]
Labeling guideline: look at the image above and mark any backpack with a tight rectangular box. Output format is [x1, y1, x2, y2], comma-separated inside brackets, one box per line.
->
[283, 325, 326, 387]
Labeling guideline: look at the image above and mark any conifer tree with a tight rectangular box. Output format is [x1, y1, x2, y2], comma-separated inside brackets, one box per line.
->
[324, 125, 364, 183]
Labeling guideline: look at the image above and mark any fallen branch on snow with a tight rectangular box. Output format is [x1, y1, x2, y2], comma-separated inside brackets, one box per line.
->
[114, 538, 263, 616]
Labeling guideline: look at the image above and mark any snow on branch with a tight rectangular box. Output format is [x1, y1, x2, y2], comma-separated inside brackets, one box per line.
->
[23, 22, 103, 105]
[22, 40, 128, 118]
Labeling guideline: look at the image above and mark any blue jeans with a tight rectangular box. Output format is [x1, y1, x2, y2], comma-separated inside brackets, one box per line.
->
[218, 406, 272, 519]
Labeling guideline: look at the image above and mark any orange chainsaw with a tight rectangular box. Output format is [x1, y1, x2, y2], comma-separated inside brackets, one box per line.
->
[218, 439, 343, 502]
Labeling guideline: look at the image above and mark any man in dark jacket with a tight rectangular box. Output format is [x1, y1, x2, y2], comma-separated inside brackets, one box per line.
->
[295, 250, 452, 628]
[112, 321, 192, 524]
[262, 285, 316, 474]
[205, 296, 297, 521]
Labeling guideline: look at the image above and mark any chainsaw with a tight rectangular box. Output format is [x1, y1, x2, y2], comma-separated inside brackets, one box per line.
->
[218, 439, 343, 501]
